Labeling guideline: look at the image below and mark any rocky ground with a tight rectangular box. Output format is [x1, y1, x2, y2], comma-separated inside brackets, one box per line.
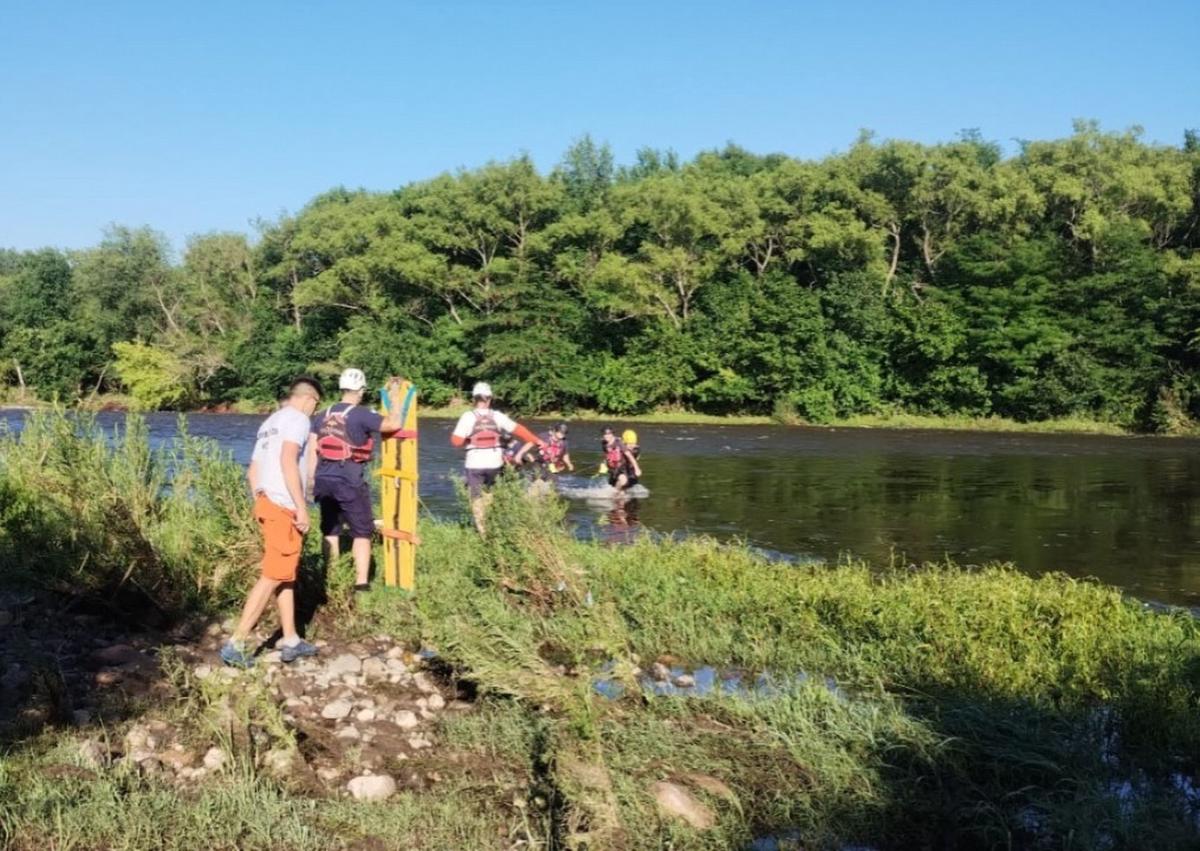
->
[0, 588, 475, 804]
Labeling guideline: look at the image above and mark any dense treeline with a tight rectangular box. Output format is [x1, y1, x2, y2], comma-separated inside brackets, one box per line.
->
[3, 122, 1199, 430]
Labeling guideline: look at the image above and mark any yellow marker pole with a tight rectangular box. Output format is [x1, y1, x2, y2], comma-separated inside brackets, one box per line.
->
[379, 380, 419, 590]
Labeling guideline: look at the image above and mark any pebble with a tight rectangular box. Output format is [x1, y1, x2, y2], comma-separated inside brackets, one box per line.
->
[651, 662, 671, 682]
[394, 710, 419, 729]
[326, 654, 361, 677]
[386, 646, 406, 661]
[347, 773, 397, 801]
[356, 708, 376, 723]
[203, 747, 227, 772]
[407, 736, 432, 750]
[673, 674, 696, 688]
[426, 693, 445, 711]
[193, 664, 213, 680]
[317, 766, 342, 783]
[321, 700, 353, 720]
[335, 726, 361, 740]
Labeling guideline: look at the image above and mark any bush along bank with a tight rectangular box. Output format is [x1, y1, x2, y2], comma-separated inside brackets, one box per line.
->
[1, 413, 1199, 850]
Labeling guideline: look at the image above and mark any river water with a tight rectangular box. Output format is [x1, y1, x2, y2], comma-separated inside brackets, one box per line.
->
[3, 410, 1198, 608]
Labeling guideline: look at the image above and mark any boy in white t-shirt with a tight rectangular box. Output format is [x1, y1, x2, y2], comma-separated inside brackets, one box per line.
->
[450, 381, 543, 533]
[221, 376, 323, 668]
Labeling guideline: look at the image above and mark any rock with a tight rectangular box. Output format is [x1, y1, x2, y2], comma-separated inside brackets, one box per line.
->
[413, 673, 436, 693]
[356, 708, 376, 723]
[426, 693, 445, 711]
[347, 773, 396, 801]
[682, 773, 737, 801]
[386, 646, 406, 660]
[652, 781, 715, 830]
[72, 708, 92, 726]
[205, 622, 224, 638]
[361, 657, 388, 680]
[316, 766, 342, 783]
[262, 747, 295, 778]
[335, 726, 361, 740]
[673, 674, 696, 689]
[94, 670, 123, 687]
[78, 739, 109, 769]
[326, 654, 362, 677]
[261, 650, 282, 666]
[159, 747, 197, 772]
[321, 699, 353, 720]
[394, 710, 419, 729]
[407, 736, 432, 750]
[202, 747, 227, 772]
[277, 677, 307, 699]
[91, 644, 145, 668]
[193, 664, 213, 680]
[651, 662, 671, 682]
[136, 757, 165, 778]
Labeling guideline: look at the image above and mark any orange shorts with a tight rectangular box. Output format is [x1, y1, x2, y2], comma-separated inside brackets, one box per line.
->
[254, 494, 302, 582]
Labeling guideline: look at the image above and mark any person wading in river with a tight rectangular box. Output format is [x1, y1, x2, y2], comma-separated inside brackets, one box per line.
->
[450, 382, 543, 533]
[221, 376, 323, 668]
[601, 427, 643, 493]
[309, 369, 405, 595]
[517, 422, 575, 480]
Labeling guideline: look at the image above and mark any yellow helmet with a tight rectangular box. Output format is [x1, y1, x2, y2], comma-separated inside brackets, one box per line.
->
[622, 429, 638, 445]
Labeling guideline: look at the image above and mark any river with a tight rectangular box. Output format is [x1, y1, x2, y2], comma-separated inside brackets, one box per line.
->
[3, 410, 1199, 608]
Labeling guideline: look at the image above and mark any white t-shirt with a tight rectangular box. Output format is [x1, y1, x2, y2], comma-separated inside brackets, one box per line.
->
[251, 405, 312, 509]
[453, 407, 517, 470]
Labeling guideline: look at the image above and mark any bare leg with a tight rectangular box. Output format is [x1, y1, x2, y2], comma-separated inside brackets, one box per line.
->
[323, 535, 340, 564]
[470, 496, 487, 535]
[615, 473, 629, 492]
[232, 576, 282, 642]
[351, 537, 371, 585]
[275, 583, 299, 642]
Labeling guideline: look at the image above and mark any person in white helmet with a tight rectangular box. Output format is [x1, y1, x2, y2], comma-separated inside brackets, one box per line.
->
[309, 368, 404, 594]
[450, 382, 543, 533]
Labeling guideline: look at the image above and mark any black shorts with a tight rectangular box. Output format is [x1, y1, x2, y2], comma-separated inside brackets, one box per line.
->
[608, 469, 639, 488]
[313, 476, 375, 539]
[465, 467, 500, 498]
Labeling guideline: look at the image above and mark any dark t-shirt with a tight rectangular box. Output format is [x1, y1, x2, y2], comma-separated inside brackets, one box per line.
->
[312, 403, 384, 483]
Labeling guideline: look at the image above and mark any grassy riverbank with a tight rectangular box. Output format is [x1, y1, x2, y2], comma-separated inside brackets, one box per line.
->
[2, 413, 1199, 849]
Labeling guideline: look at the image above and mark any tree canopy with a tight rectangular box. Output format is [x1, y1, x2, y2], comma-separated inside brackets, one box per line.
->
[3, 126, 1198, 429]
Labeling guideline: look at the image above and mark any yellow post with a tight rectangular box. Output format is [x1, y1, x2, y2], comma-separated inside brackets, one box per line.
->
[379, 380, 419, 590]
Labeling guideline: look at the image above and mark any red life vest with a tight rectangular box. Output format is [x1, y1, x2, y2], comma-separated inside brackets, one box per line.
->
[468, 410, 501, 449]
[316, 405, 374, 462]
[540, 435, 565, 465]
[604, 440, 625, 469]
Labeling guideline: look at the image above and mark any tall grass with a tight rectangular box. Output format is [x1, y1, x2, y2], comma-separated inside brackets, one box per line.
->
[0, 410, 258, 615]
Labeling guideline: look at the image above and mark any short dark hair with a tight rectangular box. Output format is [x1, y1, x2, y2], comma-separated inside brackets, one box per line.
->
[290, 375, 324, 400]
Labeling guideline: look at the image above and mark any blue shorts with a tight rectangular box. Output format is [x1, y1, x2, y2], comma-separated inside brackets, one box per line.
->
[313, 476, 375, 539]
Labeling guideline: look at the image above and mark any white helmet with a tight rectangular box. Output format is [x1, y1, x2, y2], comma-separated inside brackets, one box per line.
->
[471, 381, 493, 399]
[339, 368, 367, 391]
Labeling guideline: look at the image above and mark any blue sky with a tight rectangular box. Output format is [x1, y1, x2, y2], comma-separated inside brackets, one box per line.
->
[1, 0, 1196, 252]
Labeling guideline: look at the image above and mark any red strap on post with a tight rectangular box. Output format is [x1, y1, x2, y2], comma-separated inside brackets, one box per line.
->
[380, 528, 422, 545]
[382, 429, 418, 440]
